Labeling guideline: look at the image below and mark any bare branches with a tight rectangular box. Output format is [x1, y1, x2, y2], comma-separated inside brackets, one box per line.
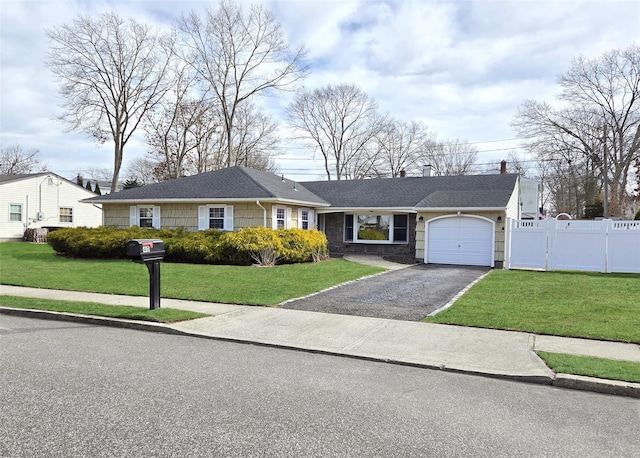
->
[420, 139, 479, 176]
[287, 83, 384, 180]
[46, 12, 172, 192]
[513, 44, 640, 217]
[176, 1, 308, 168]
[0, 145, 45, 174]
[374, 119, 435, 177]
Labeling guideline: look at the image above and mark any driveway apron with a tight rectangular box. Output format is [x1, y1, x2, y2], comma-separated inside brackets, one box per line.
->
[281, 264, 490, 321]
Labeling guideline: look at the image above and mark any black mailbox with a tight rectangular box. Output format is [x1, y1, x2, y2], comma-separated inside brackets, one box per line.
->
[126, 239, 165, 263]
[126, 239, 164, 310]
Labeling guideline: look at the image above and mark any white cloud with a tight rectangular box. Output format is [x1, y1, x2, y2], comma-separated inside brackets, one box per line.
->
[1, 0, 638, 181]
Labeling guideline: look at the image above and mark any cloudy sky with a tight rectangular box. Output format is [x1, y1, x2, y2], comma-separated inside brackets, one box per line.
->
[1, 0, 638, 182]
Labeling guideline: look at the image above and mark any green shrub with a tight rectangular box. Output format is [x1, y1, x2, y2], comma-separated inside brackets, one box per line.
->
[223, 227, 284, 266]
[48, 226, 165, 259]
[278, 228, 328, 263]
[47, 226, 329, 266]
[635, 209, 640, 220]
[164, 229, 224, 264]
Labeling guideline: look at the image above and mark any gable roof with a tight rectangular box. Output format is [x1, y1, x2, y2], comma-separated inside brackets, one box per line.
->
[85, 166, 329, 206]
[0, 172, 95, 193]
[0, 172, 55, 184]
[302, 174, 520, 210]
[85, 166, 520, 210]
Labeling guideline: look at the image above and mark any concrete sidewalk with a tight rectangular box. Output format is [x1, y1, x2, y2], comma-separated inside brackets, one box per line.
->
[1, 284, 639, 397]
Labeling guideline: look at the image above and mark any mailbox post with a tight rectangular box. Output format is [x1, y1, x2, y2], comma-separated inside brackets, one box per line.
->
[126, 239, 165, 310]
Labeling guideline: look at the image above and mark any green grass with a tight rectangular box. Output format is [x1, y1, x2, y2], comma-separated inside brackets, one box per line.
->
[0, 295, 209, 323]
[424, 269, 640, 343]
[0, 242, 384, 305]
[537, 351, 640, 383]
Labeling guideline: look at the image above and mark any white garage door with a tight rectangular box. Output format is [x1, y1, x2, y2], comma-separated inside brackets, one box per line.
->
[427, 216, 493, 266]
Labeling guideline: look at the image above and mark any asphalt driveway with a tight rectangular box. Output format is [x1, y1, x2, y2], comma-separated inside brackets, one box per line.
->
[281, 263, 490, 321]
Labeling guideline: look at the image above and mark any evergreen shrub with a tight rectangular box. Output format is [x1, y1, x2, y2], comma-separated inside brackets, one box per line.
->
[47, 226, 328, 266]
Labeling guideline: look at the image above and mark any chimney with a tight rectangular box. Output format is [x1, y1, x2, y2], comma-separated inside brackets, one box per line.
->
[500, 160, 507, 174]
[400, 170, 406, 178]
[422, 165, 431, 177]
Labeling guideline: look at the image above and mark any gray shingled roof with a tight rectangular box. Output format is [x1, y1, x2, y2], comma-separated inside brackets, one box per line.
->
[85, 166, 519, 209]
[85, 166, 329, 205]
[302, 174, 519, 209]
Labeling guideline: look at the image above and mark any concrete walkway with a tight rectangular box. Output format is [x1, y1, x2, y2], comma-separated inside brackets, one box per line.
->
[1, 284, 639, 398]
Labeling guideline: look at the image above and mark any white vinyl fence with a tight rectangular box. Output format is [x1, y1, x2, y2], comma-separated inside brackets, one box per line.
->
[505, 218, 640, 273]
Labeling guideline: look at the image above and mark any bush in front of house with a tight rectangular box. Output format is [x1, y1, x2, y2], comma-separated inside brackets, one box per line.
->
[278, 228, 329, 263]
[223, 227, 284, 266]
[47, 226, 328, 266]
[163, 229, 226, 264]
[48, 226, 177, 259]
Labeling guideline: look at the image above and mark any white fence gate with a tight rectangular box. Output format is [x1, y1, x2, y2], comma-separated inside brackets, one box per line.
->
[505, 219, 640, 273]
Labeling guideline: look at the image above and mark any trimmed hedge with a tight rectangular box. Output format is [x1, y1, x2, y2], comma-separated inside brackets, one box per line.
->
[47, 226, 328, 266]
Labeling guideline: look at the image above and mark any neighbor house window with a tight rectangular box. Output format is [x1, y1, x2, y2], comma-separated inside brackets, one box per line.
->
[59, 207, 73, 223]
[130, 206, 161, 229]
[198, 205, 233, 231]
[344, 213, 409, 244]
[9, 204, 22, 222]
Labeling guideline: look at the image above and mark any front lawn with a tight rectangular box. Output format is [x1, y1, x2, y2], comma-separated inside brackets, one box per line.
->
[0, 242, 384, 305]
[424, 269, 640, 344]
[0, 295, 208, 323]
[537, 351, 640, 384]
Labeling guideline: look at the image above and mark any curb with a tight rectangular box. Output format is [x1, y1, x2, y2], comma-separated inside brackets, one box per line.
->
[0, 306, 186, 336]
[552, 374, 640, 398]
[2, 307, 638, 398]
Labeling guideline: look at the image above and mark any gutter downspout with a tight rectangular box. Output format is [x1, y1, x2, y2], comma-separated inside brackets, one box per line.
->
[256, 200, 267, 227]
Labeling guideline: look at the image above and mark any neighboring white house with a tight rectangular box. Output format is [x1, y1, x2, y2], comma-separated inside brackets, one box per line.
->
[0, 172, 103, 241]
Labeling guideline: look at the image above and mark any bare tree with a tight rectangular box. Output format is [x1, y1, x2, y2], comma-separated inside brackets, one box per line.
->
[145, 70, 222, 179]
[177, 0, 308, 168]
[287, 83, 385, 180]
[419, 139, 478, 176]
[482, 152, 531, 176]
[513, 44, 640, 217]
[374, 119, 435, 177]
[124, 156, 162, 185]
[228, 102, 279, 171]
[0, 145, 45, 174]
[47, 13, 173, 192]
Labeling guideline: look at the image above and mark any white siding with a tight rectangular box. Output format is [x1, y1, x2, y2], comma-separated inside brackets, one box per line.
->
[0, 174, 102, 240]
[505, 179, 520, 220]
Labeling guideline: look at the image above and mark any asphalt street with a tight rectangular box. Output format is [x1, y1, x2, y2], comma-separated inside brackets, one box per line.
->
[1, 315, 638, 457]
[281, 264, 490, 320]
